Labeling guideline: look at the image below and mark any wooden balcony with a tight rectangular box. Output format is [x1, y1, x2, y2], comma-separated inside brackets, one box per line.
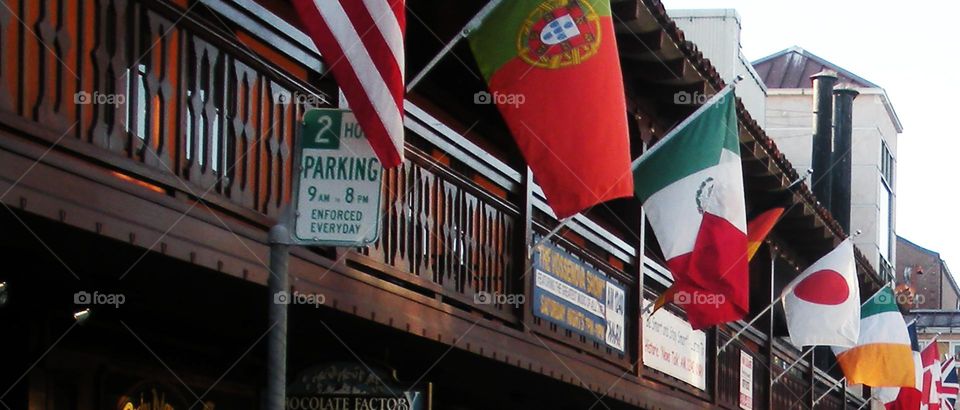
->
[1, 0, 641, 366]
[0, 0, 867, 408]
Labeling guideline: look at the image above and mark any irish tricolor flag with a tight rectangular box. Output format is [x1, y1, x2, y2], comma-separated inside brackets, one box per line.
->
[633, 86, 748, 329]
[832, 286, 916, 387]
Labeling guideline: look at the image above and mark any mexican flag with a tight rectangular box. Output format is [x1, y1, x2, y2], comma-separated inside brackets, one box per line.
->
[648, 206, 781, 316]
[633, 86, 748, 329]
[468, 0, 633, 219]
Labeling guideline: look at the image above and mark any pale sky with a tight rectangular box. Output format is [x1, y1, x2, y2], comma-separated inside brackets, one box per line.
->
[662, 0, 960, 270]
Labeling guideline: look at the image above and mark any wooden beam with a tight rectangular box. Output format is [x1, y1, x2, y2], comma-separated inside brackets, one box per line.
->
[616, 29, 666, 57]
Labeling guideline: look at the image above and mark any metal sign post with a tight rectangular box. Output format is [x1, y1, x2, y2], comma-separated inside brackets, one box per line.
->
[265, 107, 386, 410]
[266, 224, 290, 410]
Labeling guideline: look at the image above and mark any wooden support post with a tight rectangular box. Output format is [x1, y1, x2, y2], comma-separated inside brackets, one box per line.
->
[636, 205, 646, 377]
[519, 167, 534, 327]
[712, 328, 721, 405]
[767, 246, 777, 410]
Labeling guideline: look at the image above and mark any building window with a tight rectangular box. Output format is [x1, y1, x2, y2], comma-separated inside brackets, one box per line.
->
[878, 181, 893, 265]
[877, 141, 895, 275]
[881, 142, 894, 186]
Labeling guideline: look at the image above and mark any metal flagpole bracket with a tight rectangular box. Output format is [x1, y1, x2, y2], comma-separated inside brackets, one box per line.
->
[717, 295, 784, 356]
[530, 217, 571, 254]
[641, 299, 656, 316]
[787, 169, 814, 190]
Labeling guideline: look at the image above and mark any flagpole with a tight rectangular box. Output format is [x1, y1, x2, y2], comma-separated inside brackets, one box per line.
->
[636, 140, 649, 301]
[405, 0, 504, 92]
[717, 295, 784, 355]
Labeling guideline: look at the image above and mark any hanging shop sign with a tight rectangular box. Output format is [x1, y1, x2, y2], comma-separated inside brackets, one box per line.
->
[286, 362, 431, 410]
[739, 351, 754, 410]
[116, 381, 197, 410]
[532, 242, 627, 352]
[642, 299, 707, 390]
[293, 108, 383, 246]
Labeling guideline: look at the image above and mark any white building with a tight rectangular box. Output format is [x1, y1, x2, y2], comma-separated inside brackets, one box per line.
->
[667, 9, 767, 127]
[753, 46, 903, 277]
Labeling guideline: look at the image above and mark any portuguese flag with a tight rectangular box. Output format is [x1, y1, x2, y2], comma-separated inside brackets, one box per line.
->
[634, 87, 748, 329]
[468, 0, 633, 219]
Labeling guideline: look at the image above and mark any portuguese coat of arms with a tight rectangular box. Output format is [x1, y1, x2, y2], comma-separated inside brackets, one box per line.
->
[518, 0, 602, 69]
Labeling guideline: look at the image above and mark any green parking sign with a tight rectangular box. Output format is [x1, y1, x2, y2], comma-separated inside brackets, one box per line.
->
[292, 109, 383, 245]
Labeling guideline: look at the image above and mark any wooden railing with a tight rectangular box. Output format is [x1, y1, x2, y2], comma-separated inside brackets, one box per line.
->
[355, 147, 521, 321]
[2, 1, 869, 408]
[7, 0, 536, 323]
[772, 351, 812, 409]
[1, 0, 308, 224]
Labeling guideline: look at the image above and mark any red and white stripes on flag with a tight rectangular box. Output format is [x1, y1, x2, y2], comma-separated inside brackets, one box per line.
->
[292, 0, 406, 168]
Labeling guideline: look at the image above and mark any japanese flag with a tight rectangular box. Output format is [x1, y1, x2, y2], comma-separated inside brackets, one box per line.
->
[782, 240, 860, 348]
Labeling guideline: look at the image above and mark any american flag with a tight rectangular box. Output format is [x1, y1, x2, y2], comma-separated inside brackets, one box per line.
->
[943, 356, 958, 410]
[292, 0, 406, 168]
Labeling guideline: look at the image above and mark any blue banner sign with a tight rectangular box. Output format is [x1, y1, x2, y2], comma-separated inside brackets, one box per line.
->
[533, 243, 626, 352]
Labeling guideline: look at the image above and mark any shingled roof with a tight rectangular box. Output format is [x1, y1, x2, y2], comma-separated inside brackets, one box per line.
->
[752, 46, 879, 89]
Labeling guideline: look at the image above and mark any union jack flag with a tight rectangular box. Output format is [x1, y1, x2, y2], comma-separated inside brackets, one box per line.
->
[943, 356, 958, 410]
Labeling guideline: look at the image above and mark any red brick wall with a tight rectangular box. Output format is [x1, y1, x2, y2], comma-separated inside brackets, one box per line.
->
[897, 238, 958, 309]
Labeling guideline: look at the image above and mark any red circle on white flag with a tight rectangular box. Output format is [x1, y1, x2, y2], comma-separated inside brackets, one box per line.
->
[793, 269, 849, 305]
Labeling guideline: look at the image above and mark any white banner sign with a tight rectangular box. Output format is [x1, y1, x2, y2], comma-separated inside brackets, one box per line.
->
[604, 282, 626, 351]
[739, 351, 754, 410]
[642, 299, 707, 390]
